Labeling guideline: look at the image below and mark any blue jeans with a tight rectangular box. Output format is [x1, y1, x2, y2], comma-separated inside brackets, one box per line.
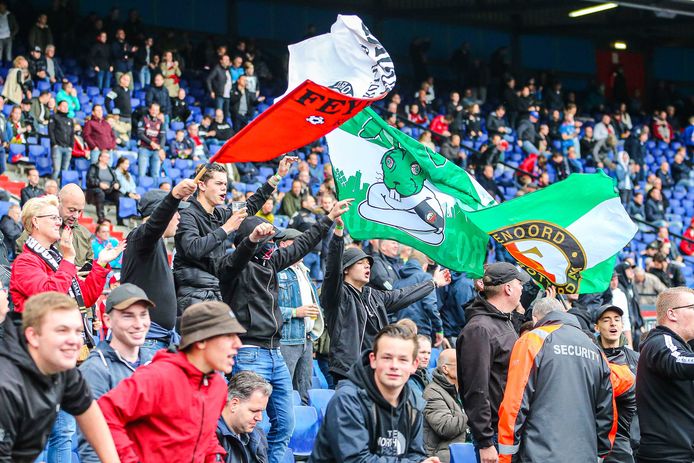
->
[0, 147, 6, 175]
[52, 146, 72, 180]
[139, 66, 151, 89]
[45, 410, 76, 463]
[96, 69, 111, 90]
[280, 342, 313, 405]
[140, 338, 168, 364]
[90, 148, 115, 166]
[233, 347, 295, 463]
[138, 147, 162, 179]
[215, 96, 230, 120]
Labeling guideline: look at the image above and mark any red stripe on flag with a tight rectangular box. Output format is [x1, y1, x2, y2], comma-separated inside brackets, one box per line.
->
[209, 80, 379, 164]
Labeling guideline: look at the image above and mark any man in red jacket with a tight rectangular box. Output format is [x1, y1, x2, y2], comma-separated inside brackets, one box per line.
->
[83, 104, 117, 165]
[98, 300, 246, 463]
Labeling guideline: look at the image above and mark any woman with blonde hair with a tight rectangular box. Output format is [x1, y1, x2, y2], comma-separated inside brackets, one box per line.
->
[1, 55, 33, 105]
[9, 195, 124, 313]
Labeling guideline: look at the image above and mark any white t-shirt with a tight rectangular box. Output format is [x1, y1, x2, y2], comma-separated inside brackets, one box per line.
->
[611, 287, 632, 332]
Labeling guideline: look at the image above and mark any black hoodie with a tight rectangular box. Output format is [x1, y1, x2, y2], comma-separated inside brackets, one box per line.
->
[456, 296, 518, 448]
[309, 351, 427, 462]
[216, 215, 333, 348]
[0, 320, 93, 462]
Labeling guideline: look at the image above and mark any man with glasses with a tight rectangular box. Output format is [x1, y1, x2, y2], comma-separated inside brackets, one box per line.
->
[636, 287, 694, 463]
[16, 184, 94, 269]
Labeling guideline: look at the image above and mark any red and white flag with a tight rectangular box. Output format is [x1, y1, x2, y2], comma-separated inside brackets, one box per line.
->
[209, 15, 396, 164]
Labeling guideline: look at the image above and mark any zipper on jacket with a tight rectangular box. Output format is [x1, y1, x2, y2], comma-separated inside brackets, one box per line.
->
[191, 375, 208, 462]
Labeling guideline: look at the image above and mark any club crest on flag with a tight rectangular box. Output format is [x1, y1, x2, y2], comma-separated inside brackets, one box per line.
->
[491, 221, 587, 293]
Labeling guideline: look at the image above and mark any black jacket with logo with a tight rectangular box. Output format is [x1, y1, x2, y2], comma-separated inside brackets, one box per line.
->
[636, 326, 694, 463]
[310, 351, 427, 462]
[456, 296, 518, 448]
[320, 235, 436, 378]
[0, 320, 93, 462]
[216, 215, 332, 348]
[48, 111, 74, 148]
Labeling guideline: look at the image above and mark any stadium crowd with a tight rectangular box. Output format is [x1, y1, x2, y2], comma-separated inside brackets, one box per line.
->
[0, 4, 692, 463]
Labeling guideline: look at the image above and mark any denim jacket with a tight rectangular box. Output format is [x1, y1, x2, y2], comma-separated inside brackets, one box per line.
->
[278, 264, 323, 346]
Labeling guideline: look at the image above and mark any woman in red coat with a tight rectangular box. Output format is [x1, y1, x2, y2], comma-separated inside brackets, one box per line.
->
[10, 195, 125, 313]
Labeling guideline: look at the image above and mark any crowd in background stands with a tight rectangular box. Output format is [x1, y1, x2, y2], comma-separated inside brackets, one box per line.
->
[0, 3, 692, 463]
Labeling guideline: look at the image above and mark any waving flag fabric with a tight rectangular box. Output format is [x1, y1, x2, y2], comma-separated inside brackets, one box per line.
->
[210, 15, 395, 164]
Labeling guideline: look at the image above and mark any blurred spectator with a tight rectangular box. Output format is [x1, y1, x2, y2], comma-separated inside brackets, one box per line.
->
[230, 55, 244, 83]
[418, 130, 436, 151]
[48, 99, 74, 180]
[256, 197, 275, 223]
[207, 54, 232, 120]
[186, 123, 208, 160]
[560, 112, 582, 159]
[83, 104, 117, 165]
[644, 188, 666, 225]
[544, 81, 563, 111]
[114, 157, 139, 201]
[633, 266, 667, 307]
[477, 164, 505, 201]
[0, 1, 18, 66]
[230, 75, 263, 131]
[216, 371, 271, 463]
[440, 133, 464, 166]
[30, 90, 51, 129]
[465, 103, 482, 140]
[86, 150, 122, 224]
[615, 151, 635, 204]
[19, 98, 37, 138]
[550, 151, 570, 182]
[106, 73, 132, 121]
[160, 50, 180, 98]
[626, 191, 645, 220]
[27, 46, 47, 82]
[210, 108, 233, 142]
[517, 111, 540, 155]
[430, 113, 452, 137]
[423, 349, 467, 463]
[44, 44, 64, 83]
[2, 55, 32, 105]
[486, 104, 512, 138]
[171, 88, 191, 123]
[671, 148, 691, 187]
[279, 180, 302, 217]
[408, 334, 433, 396]
[6, 105, 29, 148]
[243, 61, 259, 95]
[369, 239, 401, 292]
[648, 253, 686, 288]
[28, 13, 53, 52]
[684, 116, 694, 155]
[0, 203, 21, 260]
[111, 28, 137, 90]
[394, 250, 443, 344]
[91, 221, 122, 268]
[20, 168, 41, 206]
[106, 109, 130, 146]
[89, 31, 112, 90]
[56, 80, 80, 119]
[651, 110, 672, 144]
[43, 179, 58, 196]
[408, 102, 428, 125]
[655, 161, 674, 189]
[137, 102, 166, 179]
[680, 218, 694, 256]
[134, 36, 154, 88]
[145, 73, 171, 117]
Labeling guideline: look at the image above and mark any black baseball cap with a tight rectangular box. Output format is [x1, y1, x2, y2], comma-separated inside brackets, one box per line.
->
[276, 228, 302, 242]
[105, 283, 155, 313]
[138, 189, 190, 217]
[594, 304, 624, 323]
[483, 262, 531, 286]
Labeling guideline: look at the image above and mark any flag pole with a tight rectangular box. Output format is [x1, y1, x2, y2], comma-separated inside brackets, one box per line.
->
[558, 293, 570, 311]
[193, 166, 207, 183]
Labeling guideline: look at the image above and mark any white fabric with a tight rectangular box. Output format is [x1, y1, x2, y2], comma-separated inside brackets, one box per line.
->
[292, 263, 316, 334]
[610, 287, 632, 332]
[281, 15, 395, 100]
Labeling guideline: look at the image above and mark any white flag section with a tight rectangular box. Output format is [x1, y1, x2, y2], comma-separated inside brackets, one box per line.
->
[281, 15, 396, 100]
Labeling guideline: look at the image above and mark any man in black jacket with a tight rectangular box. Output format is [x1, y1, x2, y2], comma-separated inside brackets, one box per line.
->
[456, 262, 527, 463]
[0, 292, 119, 462]
[120, 180, 196, 362]
[216, 371, 270, 463]
[89, 31, 112, 90]
[206, 54, 232, 120]
[216, 198, 350, 463]
[145, 73, 171, 117]
[230, 75, 263, 131]
[48, 99, 73, 181]
[321, 219, 450, 385]
[106, 73, 132, 121]
[636, 287, 694, 463]
[20, 168, 42, 207]
[173, 157, 295, 312]
[369, 239, 402, 291]
[595, 304, 640, 463]
[111, 28, 136, 90]
[311, 325, 434, 462]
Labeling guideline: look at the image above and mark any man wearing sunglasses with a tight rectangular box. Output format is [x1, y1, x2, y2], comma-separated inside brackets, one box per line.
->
[635, 287, 694, 463]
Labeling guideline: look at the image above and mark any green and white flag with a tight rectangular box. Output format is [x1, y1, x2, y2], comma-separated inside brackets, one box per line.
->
[469, 172, 637, 294]
[326, 107, 496, 276]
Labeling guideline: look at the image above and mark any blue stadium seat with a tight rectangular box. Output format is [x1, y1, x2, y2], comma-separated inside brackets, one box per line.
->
[171, 121, 185, 131]
[308, 389, 335, 422]
[450, 442, 476, 463]
[86, 86, 100, 97]
[74, 158, 90, 172]
[35, 156, 53, 177]
[61, 170, 81, 187]
[312, 359, 328, 389]
[119, 197, 139, 219]
[0, 200, 11, 218]
[288, 406, 320, 457]
[292, 390, 301, 406]
[138, 176, 155, 189]
[28, 144, 47, 158]
[174, 158, 193, 170]
[93, 95, 105, 106]
[37, 80, 51, 92]
[168, 168, 182, 181]
[9, 143, 25, 159]
[182, 168, 196, 179]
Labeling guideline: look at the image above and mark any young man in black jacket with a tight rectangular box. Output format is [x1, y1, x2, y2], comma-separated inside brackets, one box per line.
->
[216, 198, 351, 463]
[321, 218, 450, 385]
[120, 180, 196, 362]
[636, 287, 694, 463]
[456, 262, 527, 463]
[0, 292, 119, 462]
[173, 157, 295, 312]
[206, 54, 232, 120]
[48, 99, 73, 181]
[310, 324, 436, 463]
